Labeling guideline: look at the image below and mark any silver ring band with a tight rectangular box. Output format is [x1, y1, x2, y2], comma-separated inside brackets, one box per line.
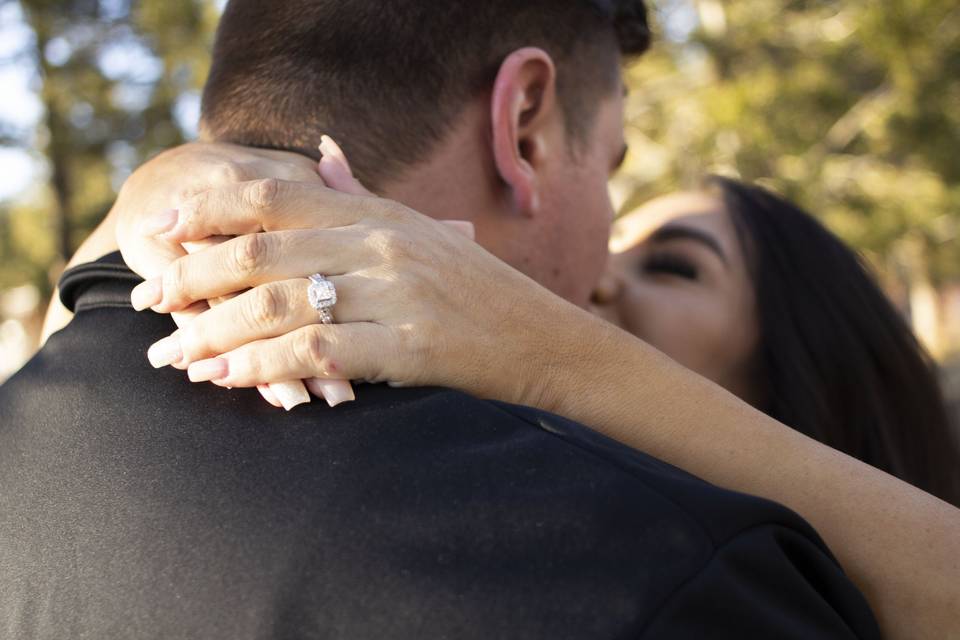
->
[307, 274, 337, 325]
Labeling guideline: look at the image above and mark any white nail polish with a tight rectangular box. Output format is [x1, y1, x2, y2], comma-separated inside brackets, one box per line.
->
[147, 336, 182, 368]
[131, 278, 162, 311]
[322, 380, 356, 407]
[271, 381, 311, 411]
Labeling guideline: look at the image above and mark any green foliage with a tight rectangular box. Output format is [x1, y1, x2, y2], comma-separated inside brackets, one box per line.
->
[620, 0, 960, 286]
[0, 0, 957, 326]
[0, 0, 218, 294]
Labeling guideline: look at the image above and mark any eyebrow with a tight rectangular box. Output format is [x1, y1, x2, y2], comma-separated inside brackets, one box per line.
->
[649, 224, 728, 265]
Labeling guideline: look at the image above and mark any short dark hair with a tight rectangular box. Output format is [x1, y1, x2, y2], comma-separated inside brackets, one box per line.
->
[709, 176, 960, 506]
[201, 1, 650, 188]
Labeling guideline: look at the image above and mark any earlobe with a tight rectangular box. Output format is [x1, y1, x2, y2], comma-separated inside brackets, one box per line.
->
[490, 48, 558, 217]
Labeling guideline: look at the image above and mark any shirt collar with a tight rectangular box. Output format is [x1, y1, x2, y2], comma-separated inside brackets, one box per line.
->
[58, 251, 142, 313]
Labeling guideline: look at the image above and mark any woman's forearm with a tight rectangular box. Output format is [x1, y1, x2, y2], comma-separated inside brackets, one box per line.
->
[530, 302, 960, 640]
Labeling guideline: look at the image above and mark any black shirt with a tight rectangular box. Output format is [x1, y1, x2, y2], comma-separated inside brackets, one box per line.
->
[0, 253, 880, 639]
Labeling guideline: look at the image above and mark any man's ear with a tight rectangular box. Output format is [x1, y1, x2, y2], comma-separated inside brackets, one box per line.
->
[490, 47, 560, 217]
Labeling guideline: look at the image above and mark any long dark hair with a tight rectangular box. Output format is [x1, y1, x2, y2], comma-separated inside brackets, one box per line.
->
[708, 176, 960, 506]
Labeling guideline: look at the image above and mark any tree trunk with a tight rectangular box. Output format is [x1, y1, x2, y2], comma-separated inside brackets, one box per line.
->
[23, 4, 73, 262]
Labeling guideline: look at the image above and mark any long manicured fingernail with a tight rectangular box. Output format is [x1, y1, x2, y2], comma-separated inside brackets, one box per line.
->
[139, 209, 179, 236]
[188, 358, 229, 382]
[131, 278, 163, 311]
[271, 380, 311, 411]
[258, 384, 283, 408]
[319, 136, 352, 175]
[147, 335, 182, 368]
[306, 378, 356, 407]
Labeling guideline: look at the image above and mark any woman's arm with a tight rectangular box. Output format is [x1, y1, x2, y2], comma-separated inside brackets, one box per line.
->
[538, 305, 960, 640]
[110, 143, 958, 639]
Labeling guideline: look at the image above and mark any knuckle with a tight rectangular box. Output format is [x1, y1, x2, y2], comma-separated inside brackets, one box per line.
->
[230, 347, 261, 384]
[299, 326, 331, 373]
[391, 201, 415, 222]
[231, 232, 269, 277]
[248, 285, 285, 328]
[405, 320, 433, 361]
[176, 185, 200, 207]
[366, 228, 411, 263]
[379, 199, 408, 223]
[246, 178, 280, 213]
[162, 259, 189, 302]
[392, 324, 430, 380]
[359, 197, 404, 224]
[210, 161, 248, 186]
[181, 189, 210, 223]
[178, 325, 204, 360]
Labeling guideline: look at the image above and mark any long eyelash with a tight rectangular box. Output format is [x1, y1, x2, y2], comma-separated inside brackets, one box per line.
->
[642, 253, 698, 280]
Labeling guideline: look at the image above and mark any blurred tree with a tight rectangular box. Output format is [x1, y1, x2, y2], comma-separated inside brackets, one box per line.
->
[0, 0, 957, 355]
[618, 0, 960, 353]
[0, 0, 217, 295]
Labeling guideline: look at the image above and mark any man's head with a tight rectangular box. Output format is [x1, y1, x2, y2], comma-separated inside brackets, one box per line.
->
[201, 0, 650, 305]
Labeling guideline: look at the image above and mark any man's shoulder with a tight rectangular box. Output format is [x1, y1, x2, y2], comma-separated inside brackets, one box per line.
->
[355, 385, 826, 555]
[1, 339, 878, 638]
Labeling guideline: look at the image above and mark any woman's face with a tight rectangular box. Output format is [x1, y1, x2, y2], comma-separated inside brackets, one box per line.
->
[595, 192, 760, 402]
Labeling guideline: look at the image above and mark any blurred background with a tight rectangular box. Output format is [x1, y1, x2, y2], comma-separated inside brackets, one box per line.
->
[0, 0, 958, 407]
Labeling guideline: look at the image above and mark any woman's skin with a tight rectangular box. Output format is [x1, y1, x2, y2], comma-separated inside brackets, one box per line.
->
[41, 142, 359, 409]
[54, 142, 960, 639]
[595, 192, 761, 405]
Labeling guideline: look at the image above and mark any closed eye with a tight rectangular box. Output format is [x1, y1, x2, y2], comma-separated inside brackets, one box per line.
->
[642, 253, 699, 280]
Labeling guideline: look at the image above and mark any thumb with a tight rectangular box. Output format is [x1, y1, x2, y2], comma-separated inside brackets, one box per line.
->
[318, 135, 372, 196]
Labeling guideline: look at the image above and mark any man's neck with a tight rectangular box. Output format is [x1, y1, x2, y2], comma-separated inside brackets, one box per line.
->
[377, 103, 498, 227]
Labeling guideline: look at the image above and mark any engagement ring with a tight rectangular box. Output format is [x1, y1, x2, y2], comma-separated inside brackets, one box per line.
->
[307, 274, 337, 324]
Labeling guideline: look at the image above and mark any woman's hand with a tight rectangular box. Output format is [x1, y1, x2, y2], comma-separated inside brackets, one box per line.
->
[112, 140, 358, 409]
[43, 142, 323, 345]
[115, 142, 323, 280]
[129, 151, 573, 409]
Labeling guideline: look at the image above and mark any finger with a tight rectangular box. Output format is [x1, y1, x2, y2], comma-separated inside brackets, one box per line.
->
[170, 301, 211, 332]
[158, 179, 378, 243]
[129, 236, 230, 311]
[186, 322, 394, 388]
[169, 279, 319, 364]
[318, 136, 372, 196]
[227, 145, 325, 183]
[159, 275, 370, 365]
[318, 156, 364, 197]
[152, 230, 364, 312]
[118, 199, 188, 282]
[181, 236, 232, 254]
[184, 236, 313, 410]
[181, 236, 245, 308]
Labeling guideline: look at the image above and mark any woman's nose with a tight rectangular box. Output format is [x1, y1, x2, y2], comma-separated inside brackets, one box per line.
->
[592, 269, 622, 305]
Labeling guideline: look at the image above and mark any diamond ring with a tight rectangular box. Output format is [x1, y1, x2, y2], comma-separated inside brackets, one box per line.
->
[307, 274, 337, 324]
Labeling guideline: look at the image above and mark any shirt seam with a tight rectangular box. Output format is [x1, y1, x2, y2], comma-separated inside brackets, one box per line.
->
[74, 301, 135, 313]
[486, 399, 719, 545]
[484, 398, 841, 633]
[633, 521, 854, 638]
